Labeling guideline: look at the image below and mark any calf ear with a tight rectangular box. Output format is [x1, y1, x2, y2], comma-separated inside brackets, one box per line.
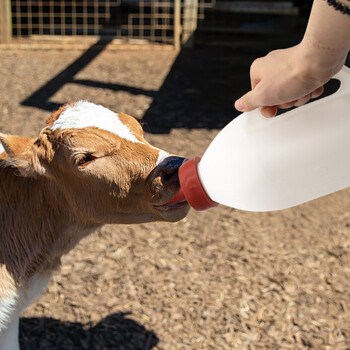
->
[0, 133, 47, 177]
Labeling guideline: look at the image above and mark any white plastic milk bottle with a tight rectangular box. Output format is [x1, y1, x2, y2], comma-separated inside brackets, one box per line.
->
[168, 66, 350, 212]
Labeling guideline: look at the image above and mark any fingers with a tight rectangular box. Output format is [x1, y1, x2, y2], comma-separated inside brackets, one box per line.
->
[294, 94, 312, 107]
[234, 98, 245, 112]
[278, 101, 297, 109]
[234, 59, 263, 112]
[235, 85, 325, 115]
[311, 86, 324, 99]
[260, 106, 278, 118]
[279, 87, 324, 108]
[234, 90, 262, 112]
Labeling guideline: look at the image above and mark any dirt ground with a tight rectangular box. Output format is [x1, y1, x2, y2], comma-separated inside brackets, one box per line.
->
[2, 46, 350, 350]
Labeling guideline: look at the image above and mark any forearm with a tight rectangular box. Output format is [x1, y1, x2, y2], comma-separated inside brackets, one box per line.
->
[300, 0, 350, 80]
[234, 0, 350, 115]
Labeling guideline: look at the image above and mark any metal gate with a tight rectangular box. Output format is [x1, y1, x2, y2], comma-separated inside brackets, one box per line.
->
[0, 0, 215, 48]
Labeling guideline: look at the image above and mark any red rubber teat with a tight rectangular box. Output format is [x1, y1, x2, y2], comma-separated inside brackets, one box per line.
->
[167, 157, 218, 211]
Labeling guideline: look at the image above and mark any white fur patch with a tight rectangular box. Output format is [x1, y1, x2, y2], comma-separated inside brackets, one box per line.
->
[157, 150, 169, 165]
[0, 144, 5, 154]
[0, 293, 18, 332]
[0, 274, 50, 350]
[50, 101, 141, 143]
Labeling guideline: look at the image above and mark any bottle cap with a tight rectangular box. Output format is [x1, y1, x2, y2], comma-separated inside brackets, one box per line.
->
[167, 156, 218, 211]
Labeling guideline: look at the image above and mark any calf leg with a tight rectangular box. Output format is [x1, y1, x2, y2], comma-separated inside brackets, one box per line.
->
[0, 292, 20, 350]
[0, 273, 50, 350]
[0, 314, 19, 350]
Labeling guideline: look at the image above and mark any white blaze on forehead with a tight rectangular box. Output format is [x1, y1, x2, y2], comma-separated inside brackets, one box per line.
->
[50, 101, 141, 143]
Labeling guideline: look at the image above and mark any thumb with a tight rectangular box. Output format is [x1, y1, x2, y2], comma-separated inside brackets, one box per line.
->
[234, 90, 261, 112]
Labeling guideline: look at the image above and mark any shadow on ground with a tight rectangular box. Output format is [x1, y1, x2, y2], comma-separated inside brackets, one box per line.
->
[20, 40, 296, 133]
[24, 6, 343, 133]
[142, 45, 262, 133]
[21, 38, 114, 112]
[19, 313, 158, 350]
[21, 19, 307, 134]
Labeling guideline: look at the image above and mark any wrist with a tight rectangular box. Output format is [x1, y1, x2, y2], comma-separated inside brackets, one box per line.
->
[296, 0, 350, 83]
[296, 36, 347, 84]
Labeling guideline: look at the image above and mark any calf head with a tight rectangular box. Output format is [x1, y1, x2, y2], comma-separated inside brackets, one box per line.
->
[0, 101, 189, 225]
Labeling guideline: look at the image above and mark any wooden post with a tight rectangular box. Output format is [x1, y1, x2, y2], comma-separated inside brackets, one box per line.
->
[0, 0, 12, 43]
[182, 0, 198, 48]
[174, 0, 181, 50]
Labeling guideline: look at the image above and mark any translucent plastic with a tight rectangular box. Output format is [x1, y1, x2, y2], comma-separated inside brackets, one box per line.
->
[197, 66, 350, 212]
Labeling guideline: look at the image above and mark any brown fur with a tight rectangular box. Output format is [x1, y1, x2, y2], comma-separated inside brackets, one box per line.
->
[0, 104, 189, 301]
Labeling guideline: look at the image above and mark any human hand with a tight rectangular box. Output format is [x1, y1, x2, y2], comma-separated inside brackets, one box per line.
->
[234, 43, 343, 117]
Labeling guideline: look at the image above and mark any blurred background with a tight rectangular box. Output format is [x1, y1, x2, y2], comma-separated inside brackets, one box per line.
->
[2, 1, 350, 349]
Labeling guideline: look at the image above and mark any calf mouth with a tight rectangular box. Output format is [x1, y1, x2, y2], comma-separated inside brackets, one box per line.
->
[153, 198, 190, 222]
[149, 156, 190, 217]
[153, 199, 188, 211]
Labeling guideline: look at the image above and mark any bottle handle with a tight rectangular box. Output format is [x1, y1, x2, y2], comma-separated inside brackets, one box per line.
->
[333, 65, 350, 93]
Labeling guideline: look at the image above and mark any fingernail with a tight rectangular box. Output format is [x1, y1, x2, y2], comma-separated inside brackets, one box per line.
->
[235, 98, 245, 111]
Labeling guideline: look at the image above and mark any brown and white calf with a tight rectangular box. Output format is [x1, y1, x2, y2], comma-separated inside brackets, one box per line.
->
[0, 101, 189, 350]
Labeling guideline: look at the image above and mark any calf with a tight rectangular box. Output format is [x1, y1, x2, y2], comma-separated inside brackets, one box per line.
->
[0, 101, 189, 350]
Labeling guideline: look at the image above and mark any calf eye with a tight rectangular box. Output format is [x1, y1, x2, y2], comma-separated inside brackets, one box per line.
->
[77, 154, 94, 166]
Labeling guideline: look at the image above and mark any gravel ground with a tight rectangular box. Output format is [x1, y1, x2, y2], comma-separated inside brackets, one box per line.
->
[1, 46, 350, 350]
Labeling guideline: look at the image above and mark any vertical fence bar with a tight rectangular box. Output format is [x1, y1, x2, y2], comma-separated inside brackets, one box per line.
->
[174, 0, 181, 49]
[61, 0, 65, 35]
[140, 0, 144, 39]
[182, 0, 198, 48]
[83, 0, 87, 35]
[27, 0, 32, 36]
[106, 0, 110, 36]
[72, 0, 76, 36]
[151, 0, 155, 42]
[0, 0, 12, 43]
[39, 0, 43, 35]
[94, 0, 98, 36]
[49, 0, 54, 35]
[16, 0, 22, 36]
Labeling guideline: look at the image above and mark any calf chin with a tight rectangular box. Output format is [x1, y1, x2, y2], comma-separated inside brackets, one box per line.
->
[148, 156, 190, 222]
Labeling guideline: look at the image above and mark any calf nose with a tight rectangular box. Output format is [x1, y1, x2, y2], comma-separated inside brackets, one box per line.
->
[160, 156, 186, 183]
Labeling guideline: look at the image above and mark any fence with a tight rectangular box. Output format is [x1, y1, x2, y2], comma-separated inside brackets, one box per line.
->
[0, 0, 216, 48]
